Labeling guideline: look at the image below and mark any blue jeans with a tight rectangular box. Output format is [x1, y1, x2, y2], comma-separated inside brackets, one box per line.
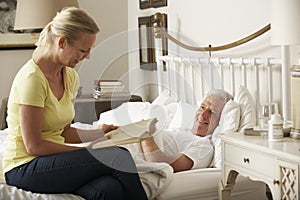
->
[5, 147, 148, 200]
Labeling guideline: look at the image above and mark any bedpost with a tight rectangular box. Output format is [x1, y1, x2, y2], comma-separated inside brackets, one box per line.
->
[281, 45, 291, 121]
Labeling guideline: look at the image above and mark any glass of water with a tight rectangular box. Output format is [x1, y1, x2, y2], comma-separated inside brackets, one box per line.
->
[259, 104, 269, 136]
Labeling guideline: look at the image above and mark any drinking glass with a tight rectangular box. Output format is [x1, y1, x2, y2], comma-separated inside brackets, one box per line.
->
[259, 104, 269, 135]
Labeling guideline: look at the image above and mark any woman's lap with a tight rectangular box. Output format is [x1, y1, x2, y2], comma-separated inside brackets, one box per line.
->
[5, 147, 147, 200]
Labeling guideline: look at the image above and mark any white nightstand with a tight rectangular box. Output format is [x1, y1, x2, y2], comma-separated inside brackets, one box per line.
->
[219, 133, 300, 200]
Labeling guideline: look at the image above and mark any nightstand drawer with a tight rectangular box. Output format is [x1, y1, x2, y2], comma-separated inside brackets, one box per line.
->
[224, 143, 277, 178]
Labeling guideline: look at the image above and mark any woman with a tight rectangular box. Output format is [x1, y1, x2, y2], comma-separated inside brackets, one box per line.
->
[3, 7, 148, 200]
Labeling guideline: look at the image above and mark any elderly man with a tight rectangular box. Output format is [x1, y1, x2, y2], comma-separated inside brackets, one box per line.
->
[139, 89, 233, 172]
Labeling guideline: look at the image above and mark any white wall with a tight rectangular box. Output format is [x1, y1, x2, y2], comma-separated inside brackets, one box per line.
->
[0, 50, 33, 102]
[0, 0, 128, 101]
[167, 0, 277, 57]
[77, 0, 129, 95]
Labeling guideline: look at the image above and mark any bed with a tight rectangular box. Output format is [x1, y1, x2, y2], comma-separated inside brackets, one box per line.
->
[147, 55, 281, 200]
[95, 54, 283, 200]
[0, 52, 284, 199]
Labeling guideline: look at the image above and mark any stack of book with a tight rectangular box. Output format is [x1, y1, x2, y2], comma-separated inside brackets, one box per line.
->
[93, 80, 130, 99]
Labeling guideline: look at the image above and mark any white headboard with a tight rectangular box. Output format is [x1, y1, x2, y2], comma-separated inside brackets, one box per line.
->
[157, 55, 284, 122]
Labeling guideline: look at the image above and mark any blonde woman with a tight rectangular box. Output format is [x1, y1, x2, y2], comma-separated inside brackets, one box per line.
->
[3, 7, 147, 200]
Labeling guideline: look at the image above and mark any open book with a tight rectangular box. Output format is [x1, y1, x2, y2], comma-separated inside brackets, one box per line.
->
[92, 118, 158, 149]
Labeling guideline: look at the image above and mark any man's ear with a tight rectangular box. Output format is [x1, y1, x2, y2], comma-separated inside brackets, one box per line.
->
[58, 36, 66, 49]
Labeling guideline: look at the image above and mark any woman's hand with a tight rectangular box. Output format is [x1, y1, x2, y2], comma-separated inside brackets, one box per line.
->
[99, 124, 119, 133]
[87, 125, 117, 148]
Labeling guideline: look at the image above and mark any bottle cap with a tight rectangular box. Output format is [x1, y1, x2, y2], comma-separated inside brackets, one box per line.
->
[270, 113, 282, 123]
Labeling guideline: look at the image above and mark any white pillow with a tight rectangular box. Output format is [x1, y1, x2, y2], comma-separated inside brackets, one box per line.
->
[98, 101, 178, 131]
[234, 86, 256, 131]
[143, 102, 178, 131]
[98, 90, 176, 127]
[164, 102, 178, 127]
[152, 90, 177, 106]
[98, 102, 151, 126]
[211, 99, 240, 143]
[210, 100, 240, 168]
[168, 102, 197, 130]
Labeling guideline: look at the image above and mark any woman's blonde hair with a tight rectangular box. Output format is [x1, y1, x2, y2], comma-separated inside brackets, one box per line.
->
[36, 7, 100, 46]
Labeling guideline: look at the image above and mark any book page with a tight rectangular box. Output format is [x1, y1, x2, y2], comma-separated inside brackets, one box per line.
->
[117, 118, 158, 138]
[92, 118, 158, 149]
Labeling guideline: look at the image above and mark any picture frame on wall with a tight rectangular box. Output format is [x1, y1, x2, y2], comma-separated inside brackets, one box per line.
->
[138, 13, 168, 70]
[0, 34, 37, 50]
[152, 0, 167, 8]
[0, 0, 37, 50]
[138, 16, 155, 70]
[139, 0, 152, 9]
[139, 0, 167, 10]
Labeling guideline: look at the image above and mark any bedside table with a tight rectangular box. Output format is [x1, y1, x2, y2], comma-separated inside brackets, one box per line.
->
[74, 94, 142, 124]
[219, 133, 300, 200]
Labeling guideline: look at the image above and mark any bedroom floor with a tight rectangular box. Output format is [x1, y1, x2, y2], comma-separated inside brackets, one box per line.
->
[266, 185, 272, 200]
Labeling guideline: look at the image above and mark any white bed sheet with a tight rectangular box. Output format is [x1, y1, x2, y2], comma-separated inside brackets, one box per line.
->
[157, 168, 266, 200]
[0, 184, 83, 200]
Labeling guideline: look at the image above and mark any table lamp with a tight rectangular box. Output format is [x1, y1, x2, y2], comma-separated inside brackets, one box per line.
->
[271, 0, 300, 139]
[14, 0, 79, 31]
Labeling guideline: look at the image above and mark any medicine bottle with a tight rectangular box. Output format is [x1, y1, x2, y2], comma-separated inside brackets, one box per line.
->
[268, 113, 283, 141]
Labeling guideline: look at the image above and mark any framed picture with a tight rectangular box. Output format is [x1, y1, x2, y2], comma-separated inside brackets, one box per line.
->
[138, 14, 168, 70]
[0, 0, 37, 50]
[139, 0, 151, 10]
[0, 34, 37, 50]
[152, 0, 167, 8]
[139, 0, 167, 10]
[138, 16, 155, 70]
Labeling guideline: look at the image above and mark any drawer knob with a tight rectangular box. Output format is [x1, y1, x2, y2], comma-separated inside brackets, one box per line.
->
[273, 180, 280, 185]
[243, 158, 250, 163]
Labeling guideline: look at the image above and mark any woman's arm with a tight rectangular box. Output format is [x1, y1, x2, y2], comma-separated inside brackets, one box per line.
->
[20, 104, 117, 155]
[20, 104, 83, 156]
[62, 124, 117, 143]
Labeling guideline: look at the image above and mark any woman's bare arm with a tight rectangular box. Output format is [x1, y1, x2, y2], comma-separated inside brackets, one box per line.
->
[20, 105, 83, 156]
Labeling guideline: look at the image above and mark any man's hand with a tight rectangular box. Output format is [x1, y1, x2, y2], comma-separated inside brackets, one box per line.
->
[149, 124, 157, 136]
[99, 124, 119, 133]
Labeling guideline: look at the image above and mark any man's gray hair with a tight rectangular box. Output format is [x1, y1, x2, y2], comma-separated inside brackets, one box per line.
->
[206, 89, 233, 105]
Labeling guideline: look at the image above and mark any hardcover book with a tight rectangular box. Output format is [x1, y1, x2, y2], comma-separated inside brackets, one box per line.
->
[91, 118, 158, 149]
[94, 80, 123, 86]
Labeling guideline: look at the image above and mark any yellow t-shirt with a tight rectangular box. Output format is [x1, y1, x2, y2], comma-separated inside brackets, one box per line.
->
[3, 59, 79, 173]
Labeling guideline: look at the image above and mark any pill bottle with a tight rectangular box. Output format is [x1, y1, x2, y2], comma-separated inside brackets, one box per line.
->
[268, 113, 283, 141]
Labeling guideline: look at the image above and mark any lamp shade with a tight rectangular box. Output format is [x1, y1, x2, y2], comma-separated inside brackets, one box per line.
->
[271, 0, 300, 45]
[14, 0, 79, 30]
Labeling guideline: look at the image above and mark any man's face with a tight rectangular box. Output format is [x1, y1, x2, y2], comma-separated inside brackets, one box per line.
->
[192, 96, 225, 136]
